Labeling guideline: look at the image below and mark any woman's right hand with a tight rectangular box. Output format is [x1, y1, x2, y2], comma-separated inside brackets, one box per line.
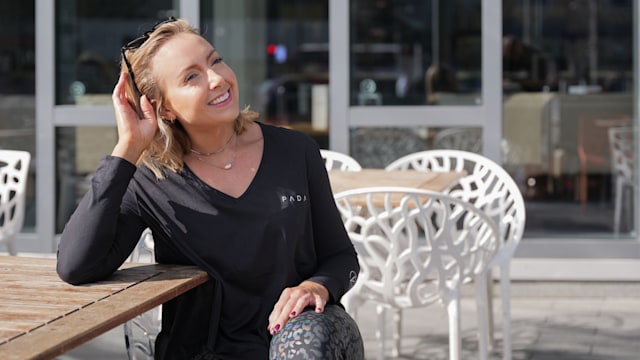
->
[111, 72, 158, 164]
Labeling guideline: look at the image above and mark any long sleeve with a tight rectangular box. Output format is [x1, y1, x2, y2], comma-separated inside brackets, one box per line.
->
[55, 124, 360, 358]
[57, 156, 147, 285]
[305, 145, 360, 303]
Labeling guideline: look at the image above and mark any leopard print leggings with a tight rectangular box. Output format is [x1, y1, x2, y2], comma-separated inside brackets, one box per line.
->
[269, 305, 364, 360]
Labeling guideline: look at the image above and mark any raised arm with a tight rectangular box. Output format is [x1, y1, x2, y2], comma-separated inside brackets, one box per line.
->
[57, 72, 158, 285]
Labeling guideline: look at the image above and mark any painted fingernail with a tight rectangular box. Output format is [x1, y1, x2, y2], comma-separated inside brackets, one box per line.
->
[290, 311, 297, 316]
[316, 307, 322, 313]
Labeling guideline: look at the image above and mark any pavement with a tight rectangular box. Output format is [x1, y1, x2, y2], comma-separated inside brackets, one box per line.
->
[55, 280, 640, 360]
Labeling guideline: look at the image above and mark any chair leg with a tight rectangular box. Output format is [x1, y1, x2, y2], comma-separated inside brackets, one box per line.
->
[391, 308, 402, 357]
[446, 290, 462, 360]
[342, 291, 361, 319]
[376, 305, 386, 360]
[500, 265, 512, 360]
[579, 168, 587, 208]
[614, 178, 623, 233]
[475, 274, 490, 360]
[5, 235, 17, 256]
[485, 270, 496, 350]
[625, 185, 634, 232]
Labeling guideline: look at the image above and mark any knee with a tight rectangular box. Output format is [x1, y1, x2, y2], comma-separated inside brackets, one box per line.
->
[269, 306, 364, 360]
[271, 308, 331, 352]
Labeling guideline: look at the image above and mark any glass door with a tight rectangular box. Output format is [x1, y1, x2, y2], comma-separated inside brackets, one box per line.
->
[33, 0, 640, 260]
[330, 0, 640, 259]
[330, 0, 501, 163]
[502, 1, 636, 240]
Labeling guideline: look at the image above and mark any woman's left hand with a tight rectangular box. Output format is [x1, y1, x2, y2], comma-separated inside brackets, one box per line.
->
[268, 280, 329, 336]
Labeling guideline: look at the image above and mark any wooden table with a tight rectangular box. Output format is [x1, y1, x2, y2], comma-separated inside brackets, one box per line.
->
[0, 256, 209, 360]
[329, 168, 465, 194]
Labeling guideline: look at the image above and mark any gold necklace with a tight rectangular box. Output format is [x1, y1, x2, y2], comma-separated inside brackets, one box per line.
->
[192, 135, 237, 170]
[189, 131, 235, 157]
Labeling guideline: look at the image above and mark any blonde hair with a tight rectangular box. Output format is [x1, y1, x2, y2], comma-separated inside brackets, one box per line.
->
[120, 18, 258, 178]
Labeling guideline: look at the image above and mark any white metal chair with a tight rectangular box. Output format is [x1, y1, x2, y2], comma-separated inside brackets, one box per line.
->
[124, 228, 161, 360]
[577, 114, 631, 208]
[320, 149, 363, 171]
[336, 187, 500, 360]
[433, 127, 483, 153]
[608, 126, 635, 233]
[386, 150, 526, 360]
[0, 150, 31, 255]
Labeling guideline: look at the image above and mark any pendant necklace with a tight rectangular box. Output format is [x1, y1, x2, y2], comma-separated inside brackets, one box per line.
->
[192, 134, 238, 170]
[189, 131, 235, 157]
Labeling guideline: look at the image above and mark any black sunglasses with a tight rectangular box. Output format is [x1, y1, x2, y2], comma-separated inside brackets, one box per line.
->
[120, 17, 178, 97]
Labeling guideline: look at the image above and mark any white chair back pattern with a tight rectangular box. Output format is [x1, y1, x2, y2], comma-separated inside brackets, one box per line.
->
[336, 187, 500, 360]
[608, 126, 635, 233]
[386, 150, 526, 263]
[385, 149, 526, 360]
[320, 149, 363, 171]
[0, 150, 31, 255]
[433, 127, 483, 153]
[124, 228, 160, 360]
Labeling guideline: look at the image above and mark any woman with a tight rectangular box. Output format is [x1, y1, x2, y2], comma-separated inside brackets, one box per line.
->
[56, 18, 364, 360]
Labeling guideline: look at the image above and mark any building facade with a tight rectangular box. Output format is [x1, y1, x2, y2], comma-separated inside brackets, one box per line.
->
[3, 1, 640, 276]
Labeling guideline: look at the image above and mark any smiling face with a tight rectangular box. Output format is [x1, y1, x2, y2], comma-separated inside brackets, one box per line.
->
[152, 32, 240, 128]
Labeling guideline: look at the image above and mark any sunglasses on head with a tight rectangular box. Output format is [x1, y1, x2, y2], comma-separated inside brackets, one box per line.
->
[120, 17, 178, 97]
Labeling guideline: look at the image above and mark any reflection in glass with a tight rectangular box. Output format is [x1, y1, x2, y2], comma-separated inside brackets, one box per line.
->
[1, 3, 36, 231]
[349, 127, 429, 168]
[55, 1, 174, 105]
[349, 126, 483, 169]
[502, 1, 635, 237]
[200, 0, 330, 148]
[56, 126, 117, 232]
[431, 127, 482, 153]
[350, 0, 482, 106]
[54, 1, 176, 234]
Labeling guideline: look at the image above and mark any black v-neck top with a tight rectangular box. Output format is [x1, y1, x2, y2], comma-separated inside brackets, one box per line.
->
[56, 122, 359, 359]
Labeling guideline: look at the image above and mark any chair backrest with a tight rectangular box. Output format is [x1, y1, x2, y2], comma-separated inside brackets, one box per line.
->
[129, 228, 155, 263]
[608, 126, 634, 184]
[432, 127, 483, 153]
[334, 187, 500, 308]
[0, 150, 31, 244]
[124, 229, 159, 360]
[578, 114, 631, 170]
[385, 150, 526, 265]
[320, 149, 363, 171]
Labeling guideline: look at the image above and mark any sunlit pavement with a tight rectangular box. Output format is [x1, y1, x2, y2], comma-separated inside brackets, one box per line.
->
[56, 281, 640, 360]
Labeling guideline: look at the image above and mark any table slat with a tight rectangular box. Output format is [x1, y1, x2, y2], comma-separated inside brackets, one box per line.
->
[329, 169, 464, 194]
[0, 257, 209, 360]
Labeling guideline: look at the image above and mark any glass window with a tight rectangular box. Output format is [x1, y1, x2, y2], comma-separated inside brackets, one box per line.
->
[350, 0, 482, 106]
[55, 1, 174, 105]
[200, 0, 330, 147]
[502, 1, 635, 237]
[349, 126, 429, 168]
[347, 126, 481, 169]
[0, 2, 36, 231]
[56, 126, 117, 232]
[54, 1, 175, 230]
